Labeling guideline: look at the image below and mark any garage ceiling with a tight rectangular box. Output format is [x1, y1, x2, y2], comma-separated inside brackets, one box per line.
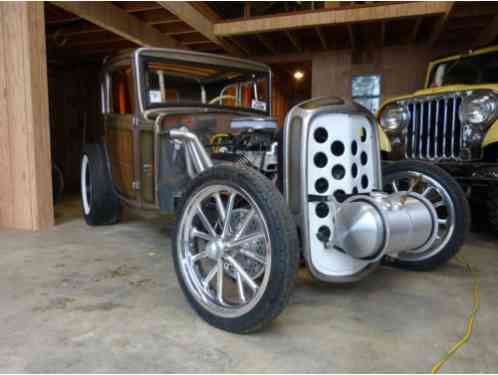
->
[45, 1, 498, 63]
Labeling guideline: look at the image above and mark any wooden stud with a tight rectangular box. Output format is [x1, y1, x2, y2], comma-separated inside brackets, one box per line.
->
[316, 27, 328, 50]
[256, 34, 278, 55]
[285, 30, 302, 52]
[408, 17, 422, 43]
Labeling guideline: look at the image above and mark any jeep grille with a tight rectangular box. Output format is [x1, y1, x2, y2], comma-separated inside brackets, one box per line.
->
[403, 94, 465, 160]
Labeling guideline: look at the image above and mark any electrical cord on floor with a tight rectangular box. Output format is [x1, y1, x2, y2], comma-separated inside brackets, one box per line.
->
[431, 255, 480, 373]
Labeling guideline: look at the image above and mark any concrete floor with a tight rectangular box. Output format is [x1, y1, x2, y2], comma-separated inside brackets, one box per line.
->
[1, 197, 498, 372]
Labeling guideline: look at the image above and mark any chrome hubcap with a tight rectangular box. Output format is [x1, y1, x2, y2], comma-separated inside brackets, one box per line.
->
[177, 185, 271, 318]
[383, 171, 456, 261]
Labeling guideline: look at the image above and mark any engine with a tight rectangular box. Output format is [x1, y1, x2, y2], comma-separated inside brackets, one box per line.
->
[209, 117, 278, 179]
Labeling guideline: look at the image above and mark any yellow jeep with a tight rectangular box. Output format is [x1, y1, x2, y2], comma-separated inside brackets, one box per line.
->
[378, 45, 498, 231]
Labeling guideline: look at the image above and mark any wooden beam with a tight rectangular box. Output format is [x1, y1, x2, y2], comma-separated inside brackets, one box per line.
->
[428, 2, 454, 46]
[158, 2, 241, 55]
[285, 30, 302, 52]
[214, 2, 451, 36]
[50, 1, 182, 48]
[477, 14, 498, 46]
[134, 9, 178, 25]
[408, 17, 422, 43]
[315, 27, 328, 49]
[347, 24, 355, 49]
[256, 34, 278, 55]
[0, 2, 54, 230]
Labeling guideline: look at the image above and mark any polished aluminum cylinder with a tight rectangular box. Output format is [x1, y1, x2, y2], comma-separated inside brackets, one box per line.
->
[334, 192, 438, 260]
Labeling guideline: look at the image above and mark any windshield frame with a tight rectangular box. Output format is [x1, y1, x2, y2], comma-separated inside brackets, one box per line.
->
[425, 46, 498, 88]
[133, 48, 272, 116]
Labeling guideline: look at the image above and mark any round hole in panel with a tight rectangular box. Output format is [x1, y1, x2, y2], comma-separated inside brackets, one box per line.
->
[351, 163, 358, 178]
[314, 152, 328, 168]
[361, 175, 369, 189]
[317, 226, 331, 242]
[360, 151, 368, 166]
[360, 127, 367, 142]
[351, 140, 358, 156]
[332, 164, 346, 180]
[315, 178, 329, 193]
[352, 186, 359, 194]
[315, 202, 330, 218]
[331, 141, 345, 156]
[314, 127, 328, 143]
[334, 189, 347, 203]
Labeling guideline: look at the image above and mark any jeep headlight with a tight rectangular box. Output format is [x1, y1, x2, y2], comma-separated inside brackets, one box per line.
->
[379, 104, 410, 132]
[459, 92, 498, 126]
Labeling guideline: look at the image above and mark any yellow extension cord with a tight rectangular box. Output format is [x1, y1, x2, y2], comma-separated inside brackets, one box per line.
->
[431, 255, 480, 373]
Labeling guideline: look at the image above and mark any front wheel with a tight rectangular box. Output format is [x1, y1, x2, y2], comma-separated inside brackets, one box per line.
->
[382, 160, 470, 270]
[173, 165, 299, 333]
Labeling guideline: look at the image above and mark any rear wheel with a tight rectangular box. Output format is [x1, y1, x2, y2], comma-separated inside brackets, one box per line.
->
[382, 160, 469, 270]
[173, 165, 299, 333]
[80, 144, 121, 226]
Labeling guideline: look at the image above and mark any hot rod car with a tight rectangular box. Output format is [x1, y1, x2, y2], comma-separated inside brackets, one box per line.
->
[81, 48, 468, 333]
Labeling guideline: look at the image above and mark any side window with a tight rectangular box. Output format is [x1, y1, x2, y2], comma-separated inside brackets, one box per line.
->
[110, 67, 135, 114]
[352, 74, 381, 114]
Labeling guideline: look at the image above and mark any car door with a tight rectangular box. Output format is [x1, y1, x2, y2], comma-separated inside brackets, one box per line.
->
[104, 65, 139, 204]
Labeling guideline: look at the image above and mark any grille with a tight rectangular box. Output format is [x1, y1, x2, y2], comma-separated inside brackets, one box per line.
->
[404, 94, 464, 160]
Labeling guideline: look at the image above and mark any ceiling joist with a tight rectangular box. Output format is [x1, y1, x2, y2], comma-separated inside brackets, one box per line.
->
[477, 14, 498, 46]
[50, 1, 182, 48]
[158, 2, 241, 55]
[428, 2, 454, 46]
[315, 27, 328, 50]
[285, 30, 302, 52]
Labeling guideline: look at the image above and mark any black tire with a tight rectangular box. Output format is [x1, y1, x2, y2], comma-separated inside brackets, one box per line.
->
[173, 165, 299, 333]
[382, 160, 470, 271]
[80, 144, 121, 226]
[486, 186, 498, 234]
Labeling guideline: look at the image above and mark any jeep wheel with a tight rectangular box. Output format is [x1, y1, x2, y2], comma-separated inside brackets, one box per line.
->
[80, 144, 121, 226]
[173, 165, 299, 333]
[382, 160, 469, 270]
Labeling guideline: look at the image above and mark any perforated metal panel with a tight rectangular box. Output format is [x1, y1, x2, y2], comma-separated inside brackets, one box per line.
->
[306, 113, 380, 277]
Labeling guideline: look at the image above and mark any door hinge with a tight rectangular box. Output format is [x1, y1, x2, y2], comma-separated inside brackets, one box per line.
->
[132, 180, 141, 190]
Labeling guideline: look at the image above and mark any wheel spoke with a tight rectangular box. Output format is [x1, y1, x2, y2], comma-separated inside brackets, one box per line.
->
[422, 186, 436, 197]
[213, 192, 226, 222]
[233, 209, 256, 240]
[438, 218, 448, 226]
[190, 227, 215, 242]
[202, 264, 218, 287]
[196, 205, 217, 237]
[226, 256, 258, 292]
[191, 251, 208, 263]
[222, 192, 236, 239]
[240, 249, 266, 264]
[226, 232, 266, 250]
[216, 259, 224, 303]
[236, 271, 247, 303]
[433, 200, 445, 209]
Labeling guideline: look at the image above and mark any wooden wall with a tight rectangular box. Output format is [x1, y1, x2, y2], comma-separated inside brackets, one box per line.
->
[312, 44, 466, 104]
[0, 3, 53, 230]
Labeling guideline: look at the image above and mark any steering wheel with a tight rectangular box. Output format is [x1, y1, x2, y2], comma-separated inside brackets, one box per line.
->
[209, 95, 236, 105]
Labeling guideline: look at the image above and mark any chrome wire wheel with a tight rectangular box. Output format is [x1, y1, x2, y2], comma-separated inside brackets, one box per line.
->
[177, 184, 272, 319]
[383, 171, 456, 262]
